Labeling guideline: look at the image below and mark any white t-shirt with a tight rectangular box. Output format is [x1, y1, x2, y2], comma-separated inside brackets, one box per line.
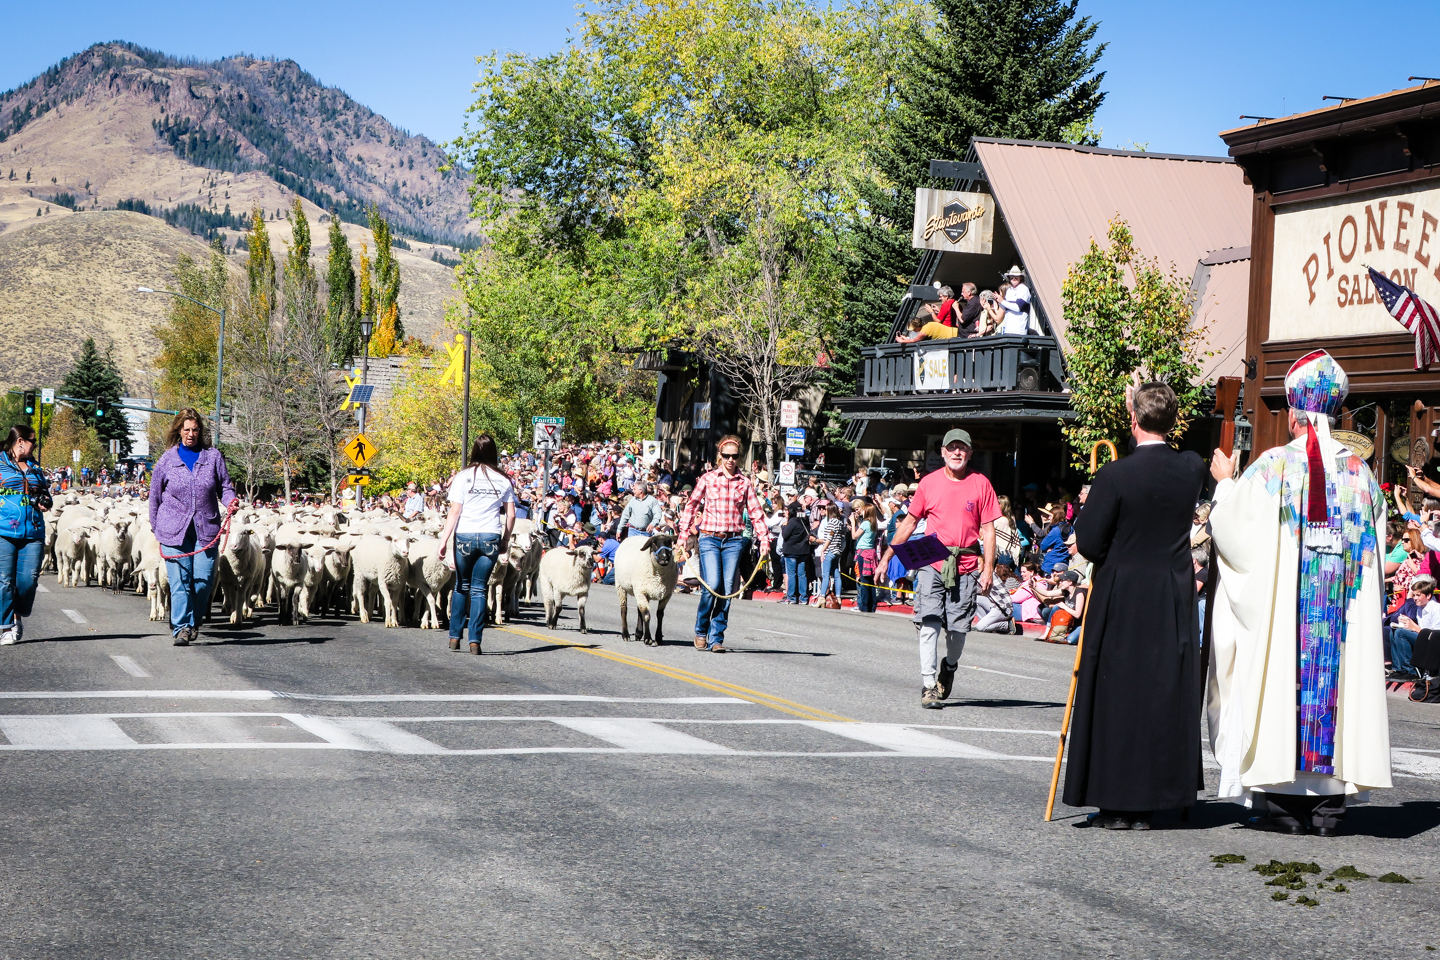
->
[447, 465, 516, 535]
[1000, 282, 1034, 335]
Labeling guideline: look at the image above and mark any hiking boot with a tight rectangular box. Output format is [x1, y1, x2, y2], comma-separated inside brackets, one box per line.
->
[936, 658, 957, 701]
[173, 629, 190, 647]
[920, 684, 944, 709]
[449, 637, 461, 651]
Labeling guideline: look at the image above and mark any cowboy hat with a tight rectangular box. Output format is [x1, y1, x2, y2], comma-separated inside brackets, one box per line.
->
[1002, 264, 1025, 278]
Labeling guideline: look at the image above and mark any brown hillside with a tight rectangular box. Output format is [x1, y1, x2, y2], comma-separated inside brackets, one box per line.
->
[0, 209, 461, 393]
[0, 210, 212, 391]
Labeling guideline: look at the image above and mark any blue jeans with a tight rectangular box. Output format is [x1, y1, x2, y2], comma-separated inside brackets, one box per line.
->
[695, 534, 745, 646]
[1389, 627, 1418, 675]
[450, 532, 501, 643]
[165, 525, 218, 636]
[784, 556, 809, 605]
[0, 536, 43, 629]
[820, 553, 843, 598]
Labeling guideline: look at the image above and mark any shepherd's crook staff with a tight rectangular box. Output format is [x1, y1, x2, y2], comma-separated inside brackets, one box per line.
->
[1044, 440, 1117, 822]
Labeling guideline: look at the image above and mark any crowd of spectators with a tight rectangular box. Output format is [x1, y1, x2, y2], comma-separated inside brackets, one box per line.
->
[894, 266, 1042, 344]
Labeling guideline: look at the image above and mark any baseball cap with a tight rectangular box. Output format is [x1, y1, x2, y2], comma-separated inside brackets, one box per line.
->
[941, 428, 972, 448]
[1060, 570, 1081, 584]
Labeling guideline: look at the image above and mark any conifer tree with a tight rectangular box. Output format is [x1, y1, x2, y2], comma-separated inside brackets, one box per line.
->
[834, 0, 1106, 393]
[324, 217, 358, 363]
[60, 337, 130, 455]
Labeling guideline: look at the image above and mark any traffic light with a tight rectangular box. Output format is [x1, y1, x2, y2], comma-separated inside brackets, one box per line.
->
[93, 399, 106, 419]
[220, 403, 234, 424]
[21, 391, 35, 416]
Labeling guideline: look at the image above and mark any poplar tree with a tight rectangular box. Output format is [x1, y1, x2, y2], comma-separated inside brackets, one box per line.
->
[324, 218, 358, 363]
[60, 337, 130, 455]
[246, 206, 277, 326]
[834, 0, 1106, 395]
[367, 207, 402, 355]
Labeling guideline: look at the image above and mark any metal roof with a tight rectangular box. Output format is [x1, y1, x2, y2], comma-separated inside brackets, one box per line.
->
[1192, 255, 1251, 382]
[972, 138, 1253, 357]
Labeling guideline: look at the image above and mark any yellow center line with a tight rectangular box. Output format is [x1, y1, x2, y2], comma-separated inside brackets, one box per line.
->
[497, 625, 854, 723]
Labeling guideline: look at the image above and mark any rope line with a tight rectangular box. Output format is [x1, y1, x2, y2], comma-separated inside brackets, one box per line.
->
[159, 500, 241, 561]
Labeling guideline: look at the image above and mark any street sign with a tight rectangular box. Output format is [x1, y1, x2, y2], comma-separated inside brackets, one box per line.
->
[777, 460, 796, 486]
[40, 388, 54, 405]
[343, 433, 376, 468]
[109, 440, 120, 455]
[780, 400, 800, 428]
[347, 474, 371, 486]
[532, 416, 564, 451]
[785, 427, 806, 457]
[72, 449, 81, 463]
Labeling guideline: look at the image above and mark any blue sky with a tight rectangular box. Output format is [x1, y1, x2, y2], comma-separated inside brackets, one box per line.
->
[2, 0, 1437, 156]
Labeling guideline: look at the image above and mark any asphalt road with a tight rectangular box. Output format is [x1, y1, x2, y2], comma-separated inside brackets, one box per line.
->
[1, 573, 1437, 959]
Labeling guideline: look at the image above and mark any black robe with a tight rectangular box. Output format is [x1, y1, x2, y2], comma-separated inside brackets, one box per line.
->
[1061, 443, 1206, 812]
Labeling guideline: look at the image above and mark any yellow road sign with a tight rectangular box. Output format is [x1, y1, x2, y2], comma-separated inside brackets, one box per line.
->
[347, 474, 371, 486]
[344, 433, 376, 468]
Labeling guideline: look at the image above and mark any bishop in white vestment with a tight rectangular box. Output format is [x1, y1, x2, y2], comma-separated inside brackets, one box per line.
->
[1207, 350, 1392, 835]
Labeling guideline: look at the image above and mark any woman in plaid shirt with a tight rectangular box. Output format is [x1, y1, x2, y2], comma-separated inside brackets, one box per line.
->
[679, 434, 771, 652]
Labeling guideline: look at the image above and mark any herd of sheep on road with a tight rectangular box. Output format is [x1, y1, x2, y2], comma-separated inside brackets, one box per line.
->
[44, 495, 681, 642]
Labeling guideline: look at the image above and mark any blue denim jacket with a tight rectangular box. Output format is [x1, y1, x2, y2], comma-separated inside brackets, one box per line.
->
[0, 453, 50, 542]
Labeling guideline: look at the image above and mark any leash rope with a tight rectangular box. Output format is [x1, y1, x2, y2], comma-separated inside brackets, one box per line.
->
[694, 552, 773, 601]
[159, 499, 241, 561]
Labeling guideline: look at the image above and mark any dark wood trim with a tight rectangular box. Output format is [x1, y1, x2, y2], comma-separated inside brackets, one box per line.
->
[1266, 165, 1440, 206]
[1223, 87, 1440, 154]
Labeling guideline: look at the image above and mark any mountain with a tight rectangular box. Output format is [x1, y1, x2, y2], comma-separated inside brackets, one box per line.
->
[0, 42, 473, 393]
[0, 41, 478, 247]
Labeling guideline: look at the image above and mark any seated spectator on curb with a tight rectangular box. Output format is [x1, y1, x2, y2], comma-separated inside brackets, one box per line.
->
[1383, 575, 1439, 680]
[972, 563, 1017, 634]
[1039, 571, 1087, 644]
[896, 313, 959, 343]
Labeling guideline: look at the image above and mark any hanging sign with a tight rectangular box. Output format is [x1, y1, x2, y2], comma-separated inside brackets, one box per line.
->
[911, 189, 996, 254]
[913, 346, 950, 391]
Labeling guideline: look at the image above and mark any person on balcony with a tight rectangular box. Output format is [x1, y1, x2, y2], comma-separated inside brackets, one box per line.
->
[999, 265, 1039, 335]
[934, 285, 958, 328]
[896, 313, 958, 343]
[956, 283, 984, 337]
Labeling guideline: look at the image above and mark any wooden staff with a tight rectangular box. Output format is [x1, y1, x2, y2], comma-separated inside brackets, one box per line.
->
[1043, 439, 1118, 821]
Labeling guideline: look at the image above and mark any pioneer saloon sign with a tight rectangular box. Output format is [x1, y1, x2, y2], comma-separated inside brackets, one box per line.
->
[1271, 182, 1440, 341]
[911, 189, 996, 254]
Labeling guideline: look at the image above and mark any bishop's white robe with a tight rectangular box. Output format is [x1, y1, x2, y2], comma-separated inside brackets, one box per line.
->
[1207, 434, 1392, 804]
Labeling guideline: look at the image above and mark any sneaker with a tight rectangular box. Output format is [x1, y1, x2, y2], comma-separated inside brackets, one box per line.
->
[920, 684, 943, 709]
[12, 616, 21, 642]
[0, 626, 15, 646]
[936, 658, 957, 700]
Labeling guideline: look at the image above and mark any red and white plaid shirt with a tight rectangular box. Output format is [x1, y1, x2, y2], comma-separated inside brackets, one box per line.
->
[680, 468, 770, 550]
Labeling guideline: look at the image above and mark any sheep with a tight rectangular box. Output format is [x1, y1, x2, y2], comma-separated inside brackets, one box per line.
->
[217, 525, 268, 625]
[136, 531, 170, 621]
[405, 536, 452, 629]
[302, 539, 353, 621]
[269, 533, 311, 625]
[538, 544, 596, 633]
[55, 523, 95, 587]
[506, 518, 544, 614]
[313, 537, 355, 620]
[95, 517, 135, 591]
[614, 535, 679, 646]
[351, 534, 410, 627]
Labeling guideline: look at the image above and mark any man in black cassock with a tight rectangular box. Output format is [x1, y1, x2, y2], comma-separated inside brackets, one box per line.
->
[1062, 382, 1208, 829]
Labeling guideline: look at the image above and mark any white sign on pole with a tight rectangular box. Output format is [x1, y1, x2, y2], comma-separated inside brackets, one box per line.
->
[777, 461, 796, 486]
[40, 388, 54, 405]
[532, 422, 562, 451]
[72, 449, 81, 463]
[779, 400, 800, 428]
[109, 439, 121, 456]
[642, 440, 661, 464]
[692, 402, 711, 430]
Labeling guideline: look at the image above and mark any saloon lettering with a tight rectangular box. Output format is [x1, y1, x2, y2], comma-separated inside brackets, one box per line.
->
[1300, 198, 1440, 306]
[923, 202, 986, 243]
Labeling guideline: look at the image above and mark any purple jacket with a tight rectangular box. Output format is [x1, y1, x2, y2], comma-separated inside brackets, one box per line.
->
[148, 445, 237, 547]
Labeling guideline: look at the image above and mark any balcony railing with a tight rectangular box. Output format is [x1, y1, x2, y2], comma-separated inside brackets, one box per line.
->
[858, 335, 1066, 396]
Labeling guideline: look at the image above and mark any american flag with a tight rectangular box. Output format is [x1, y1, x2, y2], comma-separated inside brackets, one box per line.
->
[1369, 267, 1440, 370]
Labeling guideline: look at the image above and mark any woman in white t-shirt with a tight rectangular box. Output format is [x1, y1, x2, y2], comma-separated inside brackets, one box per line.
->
[437, 435, 516, 654]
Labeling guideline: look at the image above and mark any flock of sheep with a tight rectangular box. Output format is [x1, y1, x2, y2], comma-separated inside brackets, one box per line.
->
[43, 494, 682, 643]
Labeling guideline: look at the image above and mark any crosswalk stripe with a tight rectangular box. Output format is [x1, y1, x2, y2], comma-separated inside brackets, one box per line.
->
[553, 718, 736, 754]
[110, 656, 151, 678]
[0, 715, 133, 748]
[61, 609, 87, 624]
[0, 690, 745, 703]
[804, 722, 1009, 759]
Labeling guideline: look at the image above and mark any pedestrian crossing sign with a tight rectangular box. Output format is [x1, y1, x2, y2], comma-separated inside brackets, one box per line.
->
[344, 433, 376, 468]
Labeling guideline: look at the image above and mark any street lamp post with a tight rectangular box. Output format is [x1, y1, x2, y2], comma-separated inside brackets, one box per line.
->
[138, 287, 226, 441]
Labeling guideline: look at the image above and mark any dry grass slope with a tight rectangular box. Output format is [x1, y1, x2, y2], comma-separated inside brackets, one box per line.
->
[0, 210, 213, 390]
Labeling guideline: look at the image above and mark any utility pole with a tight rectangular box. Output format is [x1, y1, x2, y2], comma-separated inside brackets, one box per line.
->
[460, 329, 472, 472]
[357, 317, 373, 511]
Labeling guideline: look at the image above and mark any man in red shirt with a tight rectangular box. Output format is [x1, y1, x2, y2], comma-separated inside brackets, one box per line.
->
[879, 428, 999, 708]
[680, 434, 771, 652]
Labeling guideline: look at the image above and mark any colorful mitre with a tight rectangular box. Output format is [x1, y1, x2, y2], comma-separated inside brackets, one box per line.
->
[1284, 349, 1349, 550]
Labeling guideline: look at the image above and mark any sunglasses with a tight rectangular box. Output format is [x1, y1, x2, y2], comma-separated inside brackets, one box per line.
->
[719, 452, 739, 460]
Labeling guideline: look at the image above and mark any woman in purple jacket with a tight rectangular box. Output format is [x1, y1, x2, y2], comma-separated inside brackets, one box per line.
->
[148, 409, 236, 646]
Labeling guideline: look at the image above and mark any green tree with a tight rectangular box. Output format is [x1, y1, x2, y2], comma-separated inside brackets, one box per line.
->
[324, 217, 358, 362]
[59, 338, 130, 455]
[40, 404, 110, 475]
[1060, 219, 1206, 472]
[246, 206, 277, 326]
[367, 207, 402, 355]
[835, 0, 1106, 397]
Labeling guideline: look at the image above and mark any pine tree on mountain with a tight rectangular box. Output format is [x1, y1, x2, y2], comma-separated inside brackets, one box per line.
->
[834, 0, 1105, 394]
[60, 337, 130, 456]
[325, 218, 358, 363]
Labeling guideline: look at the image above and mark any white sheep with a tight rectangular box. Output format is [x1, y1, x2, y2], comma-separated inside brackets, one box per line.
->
[614, 535, 679, 646]
[405, 536, 452, 629]
[538, 544, 596, 633]
[95, 517, 135, 591]
[352, 534, 410, 627]
[218, 525, 268, 625]
[55, 523, 94, 588]
[136, 531, 170, 621]
[269, 533, 311, 625]
[302, 539, 353, 621]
